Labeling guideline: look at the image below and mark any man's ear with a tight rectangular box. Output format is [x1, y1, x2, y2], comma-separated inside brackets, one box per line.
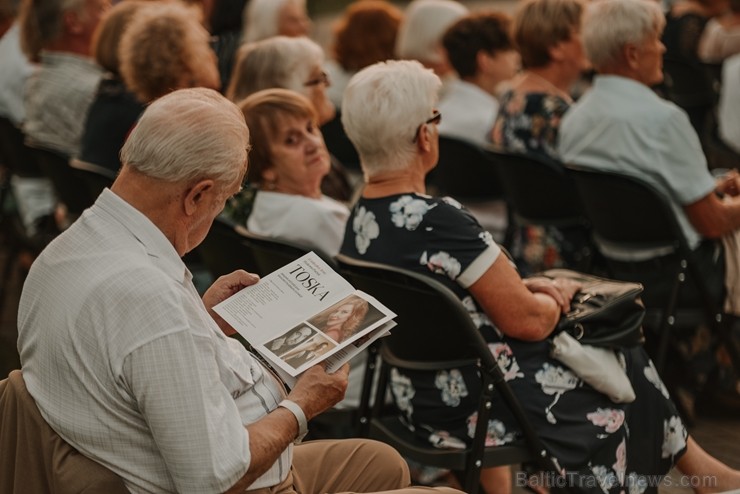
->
[623, 43, 640, 70]
[183, 179, 215, 216]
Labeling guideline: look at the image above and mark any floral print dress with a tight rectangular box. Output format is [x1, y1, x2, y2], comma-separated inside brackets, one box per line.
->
[491, 91, 590, 276]
[341, 193, 687, 493]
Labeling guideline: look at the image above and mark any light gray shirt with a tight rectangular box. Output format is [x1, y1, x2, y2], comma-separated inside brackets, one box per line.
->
[23, 50, 102, 157]
[437, 78, 499, 148]
[558, 75, 715, 257]
[18, 189, 292, 493]
[0, 23, 36, 125]
[247, 190, 350, 257]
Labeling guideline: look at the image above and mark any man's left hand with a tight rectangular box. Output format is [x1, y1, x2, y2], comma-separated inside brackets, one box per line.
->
[203, 270, 260, 335]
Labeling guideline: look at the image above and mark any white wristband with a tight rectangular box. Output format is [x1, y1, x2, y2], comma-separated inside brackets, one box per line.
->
[278, 399, 308, 442]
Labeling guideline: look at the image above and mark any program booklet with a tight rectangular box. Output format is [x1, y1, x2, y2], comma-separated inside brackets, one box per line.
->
[213, 251, 397, 386]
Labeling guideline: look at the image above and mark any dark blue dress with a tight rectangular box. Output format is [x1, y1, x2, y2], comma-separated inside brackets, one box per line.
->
[340, 193, 687, 493]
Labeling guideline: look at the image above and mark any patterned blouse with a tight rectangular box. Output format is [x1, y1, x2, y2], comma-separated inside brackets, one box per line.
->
[340, 192, 687, 492]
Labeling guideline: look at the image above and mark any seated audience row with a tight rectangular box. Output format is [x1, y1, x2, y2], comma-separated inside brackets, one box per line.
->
[340, 57, 740, 494]
[490, 0, 590, 275]
[16, 86, 462, 494]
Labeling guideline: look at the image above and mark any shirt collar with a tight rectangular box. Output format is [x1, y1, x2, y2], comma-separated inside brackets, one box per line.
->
[95, 189, 190, 284]
[592, 74, 657, 98]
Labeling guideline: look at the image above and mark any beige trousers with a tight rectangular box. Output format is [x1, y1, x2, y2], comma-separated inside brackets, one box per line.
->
[246, 438, 463, 494]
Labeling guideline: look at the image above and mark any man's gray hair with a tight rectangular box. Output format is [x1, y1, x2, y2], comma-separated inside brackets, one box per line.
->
[226, 35, 323, 103]
[395, 0, 468, 64]
[583, 0, 665, 71]
[242, 0, 305, 43]
[341, 60, 441, 175]
[120, 88, 249, 185]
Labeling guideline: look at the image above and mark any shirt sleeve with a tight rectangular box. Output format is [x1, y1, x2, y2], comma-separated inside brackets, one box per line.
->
[421, 198, 501, 289]
[656, 107, 715, 205]
[122, 330, 250, 494]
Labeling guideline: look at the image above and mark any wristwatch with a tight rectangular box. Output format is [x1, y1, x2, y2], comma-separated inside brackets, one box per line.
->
[278, 399, 308, 442]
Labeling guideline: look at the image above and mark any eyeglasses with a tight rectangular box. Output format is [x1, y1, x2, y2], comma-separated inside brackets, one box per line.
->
[412, 110, 442, 143]
[303, 71, 330, 87]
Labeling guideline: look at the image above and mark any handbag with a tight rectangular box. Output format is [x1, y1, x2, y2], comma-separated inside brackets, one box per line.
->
[537, 269, 646, 349]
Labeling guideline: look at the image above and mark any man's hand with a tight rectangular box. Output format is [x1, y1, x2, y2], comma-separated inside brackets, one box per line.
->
[523, 276, 581, 314]
[203, 270, 259, 335]
[286, 363, 349, 421]
[716, 169, 740, 197]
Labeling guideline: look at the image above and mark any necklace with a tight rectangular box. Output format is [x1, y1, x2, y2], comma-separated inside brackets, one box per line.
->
[524, 71, 573, 103]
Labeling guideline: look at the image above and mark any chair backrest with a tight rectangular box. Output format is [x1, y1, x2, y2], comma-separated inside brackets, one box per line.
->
[336, 254, 485, 365]
[30, 147, 94, 216]
[564, 164, 685, 252]
[68, 159, 117, 203]
[197, 216, 259, 278]
[241, 228, 337, 276]
[662, 57, 718, 110]
[335, 255, 555, 479]
[0, 370, 128, 494]
[429, 136, 504, 201]
[0, 117, 43, 178]
[321, 111, 361, 172]
[491, 150, 588, 228]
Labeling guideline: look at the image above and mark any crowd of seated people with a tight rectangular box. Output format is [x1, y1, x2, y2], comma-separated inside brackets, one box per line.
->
[3, 0, 740, 492]
[490, 0, 591, 275]
[340, 57, 740, 494]
[559, 0, 740, 417]
[0, 0, 55, 244]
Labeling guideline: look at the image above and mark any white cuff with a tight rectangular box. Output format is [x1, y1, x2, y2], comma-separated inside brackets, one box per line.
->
[278, 399, 308, 442]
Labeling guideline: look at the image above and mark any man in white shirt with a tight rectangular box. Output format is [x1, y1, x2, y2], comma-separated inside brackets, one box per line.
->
[19, 0, 106, 158]
[17, 87, 462, 494]
[559, 0, 740, 272]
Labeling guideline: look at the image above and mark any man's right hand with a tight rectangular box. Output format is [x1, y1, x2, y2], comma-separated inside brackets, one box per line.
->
[286, 363, 349, 421]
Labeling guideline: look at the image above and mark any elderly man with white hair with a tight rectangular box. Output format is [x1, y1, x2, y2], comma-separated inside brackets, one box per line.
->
[560, 0, 740, 262]
[16, 87, 464, 494]
[558, 0, 740, 420]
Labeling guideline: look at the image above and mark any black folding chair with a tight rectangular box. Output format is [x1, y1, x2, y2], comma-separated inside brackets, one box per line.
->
[565, 163, 740, 377]
[68, 159, 117, 203]
[0, 118, 44, 179]
[28, 147, 94, 218]
[336, 254, 564, 494]
[239, 228, 337, 276]
[429, 136, 504, 201]
[661, 57, 720, 142]
[196, 216, 259, 279]
[490, 150, 594, 269]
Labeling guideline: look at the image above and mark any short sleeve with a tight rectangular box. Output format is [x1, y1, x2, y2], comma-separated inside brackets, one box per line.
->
[420, 197, 501, 288]
[656, 108, 715, 205]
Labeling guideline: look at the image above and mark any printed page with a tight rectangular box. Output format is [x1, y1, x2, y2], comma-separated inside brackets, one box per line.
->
[214, 252, 355, 345]
[213, 252, 397, 379]
[271, 321, 395, 388]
